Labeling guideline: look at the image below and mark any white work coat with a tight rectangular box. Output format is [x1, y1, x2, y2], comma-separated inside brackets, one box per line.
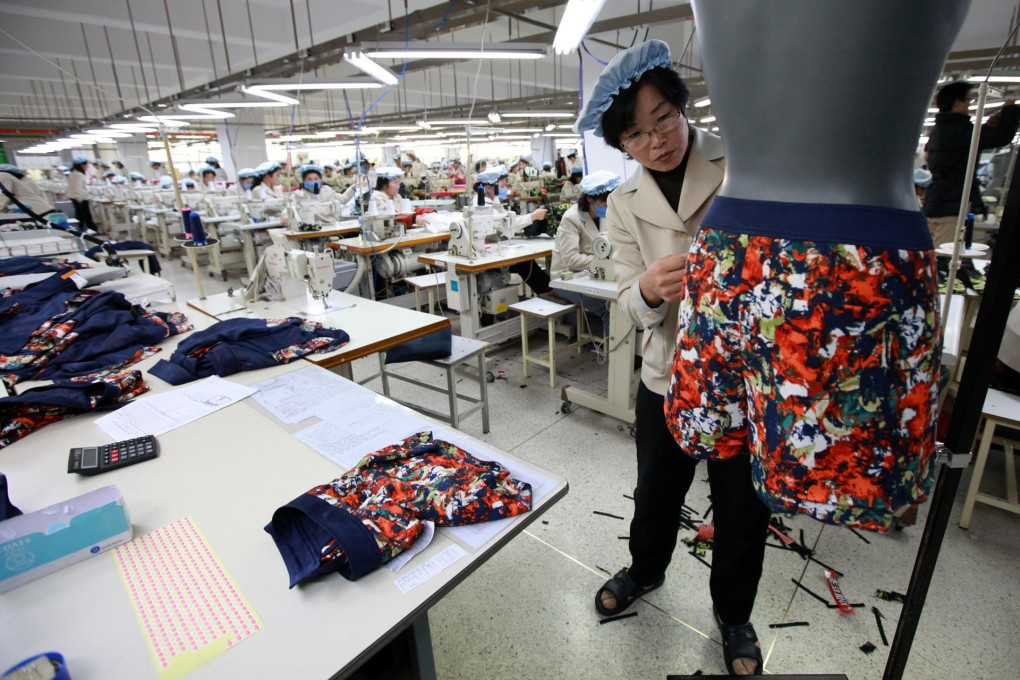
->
[607, 127, 725, 396]
[0, 172, 55, 213]
[551, 204, 602, 277]
[65, 169, 88, 201]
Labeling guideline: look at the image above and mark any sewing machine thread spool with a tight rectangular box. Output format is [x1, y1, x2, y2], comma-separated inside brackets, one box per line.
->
[190, 213, 207, 246]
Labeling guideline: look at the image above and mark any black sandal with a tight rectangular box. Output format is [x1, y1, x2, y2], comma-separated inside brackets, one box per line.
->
[714, 607, 763, 676]
[594, 568, 665, 616]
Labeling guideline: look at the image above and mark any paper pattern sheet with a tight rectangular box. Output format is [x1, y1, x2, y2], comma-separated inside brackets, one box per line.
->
[95, 376, 257, 440]
[113, 516, 262, 680]
[250, 365, 350, 425]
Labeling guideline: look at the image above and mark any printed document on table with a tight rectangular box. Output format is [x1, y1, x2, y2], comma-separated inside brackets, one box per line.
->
[95, 376, 257, 440]
[429, 424, 558, 551]
[294, 396, 430, 469]
[249, 365, 352, 424]
[393, 544, 466, 594]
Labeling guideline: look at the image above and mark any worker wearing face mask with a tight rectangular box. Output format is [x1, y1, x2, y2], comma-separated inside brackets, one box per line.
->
[237, 168, 257, 197]
[293, 164, 338, 225]
[550, 170, 623, 336]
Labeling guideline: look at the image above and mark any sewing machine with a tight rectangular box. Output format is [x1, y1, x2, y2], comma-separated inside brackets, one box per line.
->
[447, 205, 515, 258]
[590, 234, 618, 281]
[246, 243, 340, 314]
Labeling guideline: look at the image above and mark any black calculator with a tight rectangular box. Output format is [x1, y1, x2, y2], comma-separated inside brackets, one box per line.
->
[67, 435, 159, 476]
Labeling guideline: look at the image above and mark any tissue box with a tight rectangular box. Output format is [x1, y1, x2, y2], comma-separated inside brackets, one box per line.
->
[0, 486, 132, 593]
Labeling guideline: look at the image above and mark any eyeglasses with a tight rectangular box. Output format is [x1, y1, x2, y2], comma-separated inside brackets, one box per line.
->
[621, 110, 684, 152]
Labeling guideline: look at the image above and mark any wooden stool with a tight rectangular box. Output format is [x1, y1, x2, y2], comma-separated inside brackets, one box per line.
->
[960, 388, 1020, 528]
[508, 296, 578, 388]
[363, 335, 491, 433]
[404, 272, 445, 314]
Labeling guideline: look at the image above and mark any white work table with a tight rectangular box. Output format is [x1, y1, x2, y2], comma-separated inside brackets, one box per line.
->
[418, 238, 554, 344]
[187, 289, 451, 378]
[0, 309, 567, 678]
[551, 272, 639, 423]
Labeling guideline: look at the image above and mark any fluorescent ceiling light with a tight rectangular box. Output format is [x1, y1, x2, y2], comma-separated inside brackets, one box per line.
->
[417, 120, 432, 130]
[556, 124, 575, 129]
[968, 76, 1020, 83]
[343, 53, 400, 86]
[971, 101, 1005, 110]
[545, 124, 556, 131]
[928, 107, 939, 113]
[488, 112, 501, 123]
[700, 115, 716, 123]
[427, 119, 489, 126]
[86, 129, 132, 138]
[553, 0, 607, 55]
[249, 80, 382, 91]
[364, 42, 545, 60]
[694, 98, 711, 108]
[502, 111, 575, 118]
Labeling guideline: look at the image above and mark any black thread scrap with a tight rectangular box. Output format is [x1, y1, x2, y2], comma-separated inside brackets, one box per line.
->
[541, 520, 549, 525]
[808, 555, 843, 577]
[598, 611, 638, 625]
[768, 621, 810, 629]
[872, 606, 889, 646]
[623, 494, 635, 501]
[596, 565, 611, 575]
[847, 526, 872, 544]
[827, 602, 866, 609]
[618, 536, 629, 540]
[689, 551, 711, 568]
[799, 529, 806, 547]
[593, 510, 626, 520]
[860, 642, 877, 655]
[876, 589, 907, 603]
[791, 578, 830, 606]
[702, 503, 714, 519]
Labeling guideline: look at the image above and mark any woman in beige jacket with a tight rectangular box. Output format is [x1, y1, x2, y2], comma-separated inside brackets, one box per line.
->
[575, 40, 769, 676]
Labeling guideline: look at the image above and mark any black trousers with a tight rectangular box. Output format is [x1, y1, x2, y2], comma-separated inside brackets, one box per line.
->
[71, 199, 97, 231]
[628, 381, 771, 624]
[508, 260, 550, 295]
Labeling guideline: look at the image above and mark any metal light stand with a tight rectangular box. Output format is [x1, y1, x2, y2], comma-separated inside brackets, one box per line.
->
[883, 142, 1020, 680]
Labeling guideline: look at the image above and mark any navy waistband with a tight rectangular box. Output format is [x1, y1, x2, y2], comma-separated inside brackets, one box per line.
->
[702, 196, 933, 250]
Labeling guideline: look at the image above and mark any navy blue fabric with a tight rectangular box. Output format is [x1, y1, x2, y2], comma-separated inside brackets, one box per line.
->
[384, 327, 452, 365]
[0, 273, 81, 354]
[264, 493, 382, 587]
[0, 274, 185, 382]
[85, 240, 162, 275]
[0, 256, 73, 277]
[702, 196, 933, 250]
[0, 473, 22, 520]
[149, 317, 350, 385]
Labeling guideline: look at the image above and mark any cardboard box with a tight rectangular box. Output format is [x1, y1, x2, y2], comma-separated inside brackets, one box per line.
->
[0, 486, 132, 593]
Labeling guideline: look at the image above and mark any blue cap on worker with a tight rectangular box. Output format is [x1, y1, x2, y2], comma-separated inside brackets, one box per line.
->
[376, 166, 404, 180]
[299, 164, 324, 179]
[475, 168, 502, 185]
[574, 39, 673, 137]
[580, 170, 623, 196]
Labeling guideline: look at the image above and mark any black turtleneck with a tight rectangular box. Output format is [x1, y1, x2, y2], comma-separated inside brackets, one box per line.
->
[648, 138, 692, 212]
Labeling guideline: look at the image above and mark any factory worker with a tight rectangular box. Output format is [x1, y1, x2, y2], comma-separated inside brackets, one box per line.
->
[322, 164, 340, 189]
[66, 156, 98, 230]
[102, 170, 117, 184]
[295, 164, 336, 200]
[540, 161, 557, 180]
[179, 177, 199, 191]
[448, 159, 464, 184]
[400, 159, 418, 189]
[237, 168, 258, 196]
[550, 170, 623, 336]
[408, 153, 427, 184]
[200, 166, 218, 191]
[337, 161, 357, 190]
[129, 171, 147, 187]
[560, 165, 584, 201]
[369, 166, 405, 213]
[474, 167, 556, 298]
[253, 161, 284, 200]
[0, 163, 56, 216]
[147, 160, 163, 183]
[111, 159, 127, 176]
[205, 156, 228, 182]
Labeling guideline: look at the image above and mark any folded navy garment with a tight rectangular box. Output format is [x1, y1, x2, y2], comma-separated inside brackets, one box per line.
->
[384, 327, 452, 365]
[0, 256, 76, 277]
[149, 316, 350, 385]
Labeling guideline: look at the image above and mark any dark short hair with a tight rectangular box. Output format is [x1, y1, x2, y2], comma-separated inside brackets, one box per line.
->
[578, 191, 609, 213]
[600, 66, 690, 152]
[375, 176, 391, 191]
[936, 81, 973, 113]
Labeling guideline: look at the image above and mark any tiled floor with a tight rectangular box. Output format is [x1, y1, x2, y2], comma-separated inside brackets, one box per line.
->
[153, 253, 1020, 680]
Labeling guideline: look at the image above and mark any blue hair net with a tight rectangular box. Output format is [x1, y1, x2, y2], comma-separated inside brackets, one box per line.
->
[129, 171, 145, 180]
[573, 40, 674, 137]
[237, 167, 257, 179]
[200, 166, 217, 176]
[376, 166, 404, 180]
[255, 161, 281, 176]
[72, 155, 89, 165]
[103, 170, 116, 178]
[299, 164, 324, 179]
[570, 165, 584, 175]
[475, 169, 502, 185]
[149, 160, 162, 167]
[0, 163, 24, 177]
[580, 170, 623, 196]
[158, 175, 174, 188]
[205, 156, 219, 164]
[913, 168, 933, 188]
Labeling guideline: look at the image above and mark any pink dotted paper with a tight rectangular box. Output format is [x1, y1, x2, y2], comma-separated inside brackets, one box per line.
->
[113, 516, 263, 679]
